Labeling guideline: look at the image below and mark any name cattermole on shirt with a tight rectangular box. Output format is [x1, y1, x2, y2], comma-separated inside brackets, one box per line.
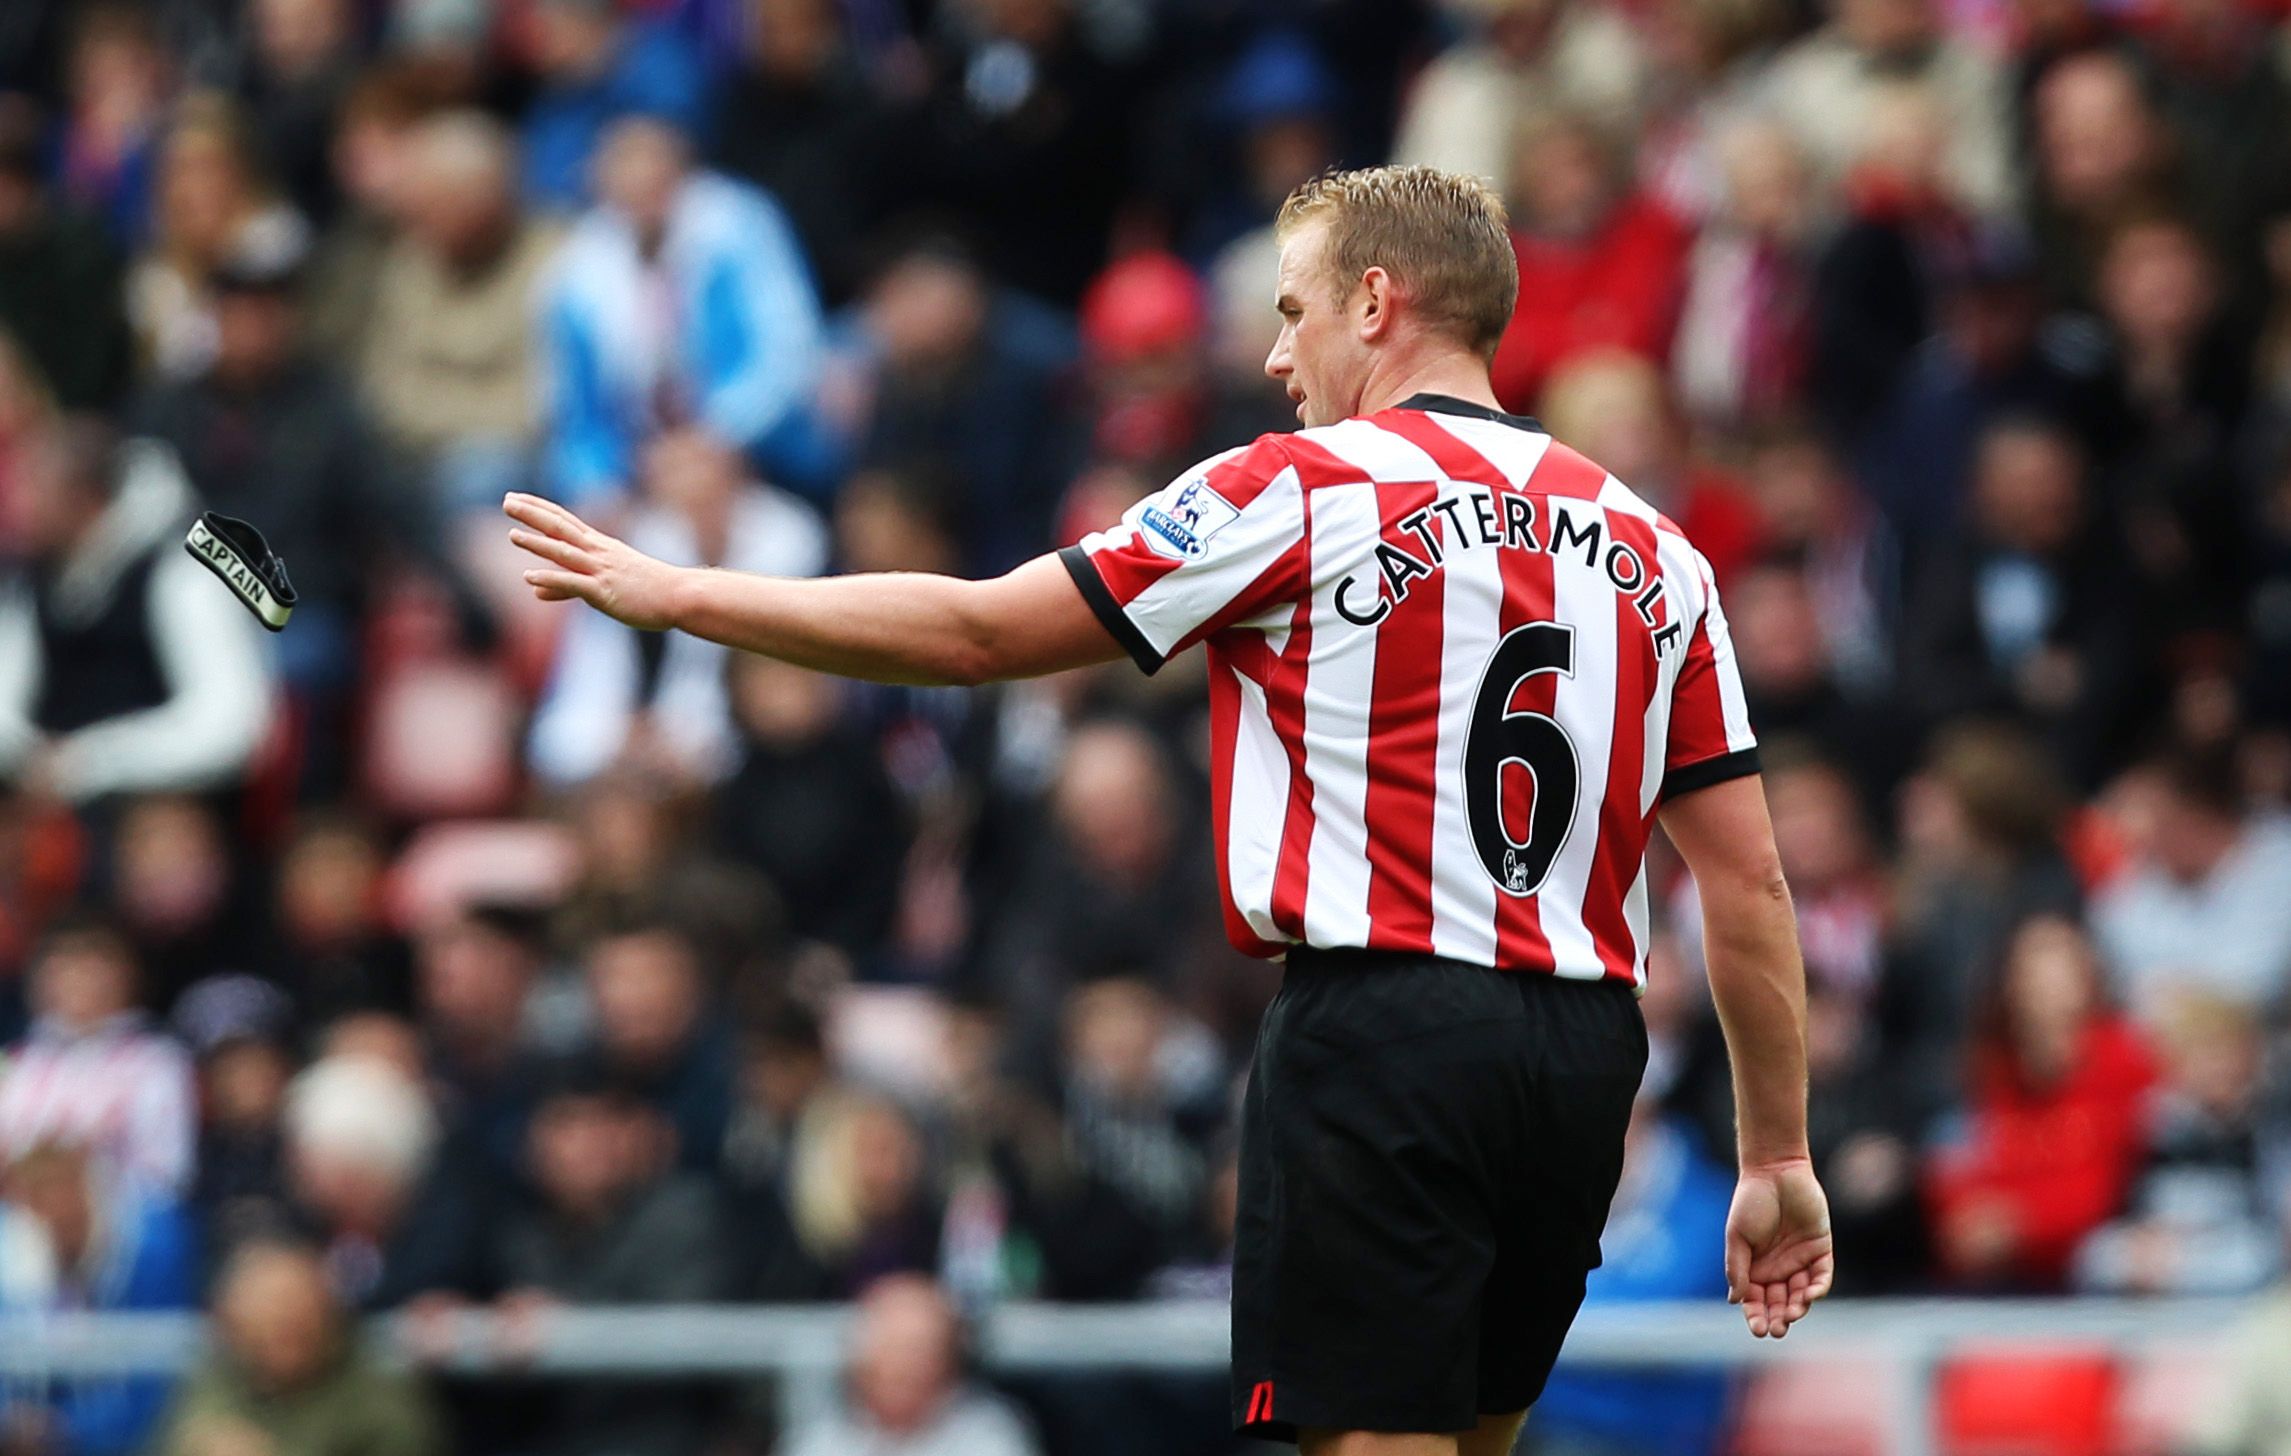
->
[1332, 486, 1682, 657]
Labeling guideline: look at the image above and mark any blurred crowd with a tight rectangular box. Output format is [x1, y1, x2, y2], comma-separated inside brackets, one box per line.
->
[2, 0, 2291, 1452]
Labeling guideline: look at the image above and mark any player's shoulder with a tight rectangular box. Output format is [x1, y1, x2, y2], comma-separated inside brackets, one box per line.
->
[1121, 440, 1296, 562]
[1204, 409, 1552, 494]
[1196, 424, 1413, 500]
[1582, 467, 1680, 534]
[1584, 469, 1716, 610]
[1261, 417, 1443, 489]
[1525, 448, 1688, 541]
[1171, 434, 1301, 504]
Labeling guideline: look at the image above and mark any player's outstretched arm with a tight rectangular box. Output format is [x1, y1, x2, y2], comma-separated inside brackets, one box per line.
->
[504, 493, 1123, 685]
[1658, 774, 1834, 1339]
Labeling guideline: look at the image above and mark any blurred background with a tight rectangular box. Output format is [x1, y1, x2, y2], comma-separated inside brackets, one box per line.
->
[0, 0, 2289, 1452]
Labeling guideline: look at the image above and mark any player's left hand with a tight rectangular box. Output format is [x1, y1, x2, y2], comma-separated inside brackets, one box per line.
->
[504, 492, 685, 631]
[1725, 1157, 1835, 1339]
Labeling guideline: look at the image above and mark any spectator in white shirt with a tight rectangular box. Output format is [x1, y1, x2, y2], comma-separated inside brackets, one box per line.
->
[527, 429, 825, 788]
[0, 915, 196, 1193]
[780, 1273, 1041, 1456]
[0, 420, 273, 804]
[1758, 0, 2016, 220]
[1391, 0, 1650, 190]
[2094, 749, 2291, 1022]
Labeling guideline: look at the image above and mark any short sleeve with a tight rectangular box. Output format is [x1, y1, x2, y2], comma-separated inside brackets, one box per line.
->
[1662, 552, 1760, 799]
[1059, 437, 1308, 674]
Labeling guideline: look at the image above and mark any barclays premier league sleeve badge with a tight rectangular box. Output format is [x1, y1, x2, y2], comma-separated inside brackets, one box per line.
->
[1140, 476, 1242, 560]
[185, 512, 297, 632]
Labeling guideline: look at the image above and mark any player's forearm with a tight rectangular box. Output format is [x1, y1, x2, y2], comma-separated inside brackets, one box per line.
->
[667, 566, 1001, 686]
[1700, 866, 1812, 1169]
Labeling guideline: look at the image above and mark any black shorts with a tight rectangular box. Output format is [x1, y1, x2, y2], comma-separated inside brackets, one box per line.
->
[1231, 945, 1648, 1442]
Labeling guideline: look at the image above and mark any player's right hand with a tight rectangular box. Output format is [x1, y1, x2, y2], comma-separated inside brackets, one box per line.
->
[505, 492, 685, 632]
[1725, 1157, 1834, 1339]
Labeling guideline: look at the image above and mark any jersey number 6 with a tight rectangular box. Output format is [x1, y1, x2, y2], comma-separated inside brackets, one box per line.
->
[1463, 621, 1580, 898]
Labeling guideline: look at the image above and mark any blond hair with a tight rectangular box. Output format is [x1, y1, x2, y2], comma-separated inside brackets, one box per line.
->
[786, 1088, 922, 1261]
[1275, 165, 1518, 359]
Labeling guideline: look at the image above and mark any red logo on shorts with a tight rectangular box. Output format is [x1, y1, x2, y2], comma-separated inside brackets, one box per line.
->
[1246, 1381, 1275, 1424]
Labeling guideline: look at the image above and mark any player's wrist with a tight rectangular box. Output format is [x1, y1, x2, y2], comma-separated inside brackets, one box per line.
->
[1737, 1147, 1813, 1176]
[659, 564, 706, 632]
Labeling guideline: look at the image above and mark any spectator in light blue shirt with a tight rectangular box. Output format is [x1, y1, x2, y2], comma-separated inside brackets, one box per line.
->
[1526, 1101, 1736, 1456]
[521, 0, 707, 211]
[538, 116, 829, 510]
[0, 1143, 198, 1456]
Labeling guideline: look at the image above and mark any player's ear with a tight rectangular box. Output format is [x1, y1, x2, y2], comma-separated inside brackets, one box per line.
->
[1356, 266, 1395, 342]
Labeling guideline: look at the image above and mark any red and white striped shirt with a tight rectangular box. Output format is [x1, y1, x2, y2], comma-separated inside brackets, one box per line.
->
[1059, 394, 1759, 987]
[0, 1013, 197, 1191]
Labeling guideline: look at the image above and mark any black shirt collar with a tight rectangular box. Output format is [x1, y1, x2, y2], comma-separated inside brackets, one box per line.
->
[1393, 392, 1545, 434]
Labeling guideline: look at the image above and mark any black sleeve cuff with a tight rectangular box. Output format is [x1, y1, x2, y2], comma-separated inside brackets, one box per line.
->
[1661, 745, 1762, 802]
[1058, 545, 1166, 675]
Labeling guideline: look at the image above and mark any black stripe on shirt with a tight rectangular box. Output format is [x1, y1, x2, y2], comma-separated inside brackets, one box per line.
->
[1058, 544, 1166, 675]
[1660, 746, 1763, 802]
